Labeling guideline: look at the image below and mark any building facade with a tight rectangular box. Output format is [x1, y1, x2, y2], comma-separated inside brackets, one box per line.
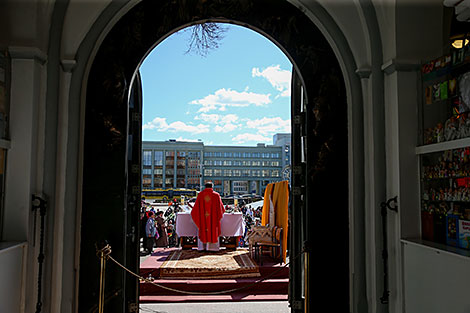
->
[273, 133, 291, 180]
[142, 137, 286, 195]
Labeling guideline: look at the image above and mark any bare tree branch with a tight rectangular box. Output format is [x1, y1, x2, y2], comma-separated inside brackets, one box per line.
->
[184, 23, 228, 57]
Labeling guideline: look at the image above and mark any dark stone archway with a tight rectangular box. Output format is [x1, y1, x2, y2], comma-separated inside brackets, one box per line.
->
[80, 1, 348, 312]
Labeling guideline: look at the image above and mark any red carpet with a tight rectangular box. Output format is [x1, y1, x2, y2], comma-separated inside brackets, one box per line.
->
[140, 248, 289, 303]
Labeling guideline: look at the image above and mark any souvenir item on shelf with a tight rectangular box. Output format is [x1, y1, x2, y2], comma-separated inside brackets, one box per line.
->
[436, 123, 444, 143]
[425, 86, 433, 105]
[465, 113, 470, 137]
[422, 60, 434, 74]
[458, 116, 468, 139]
[458, 219, 470, 249]
[446, 214, 459, 247]
[440, 81, 448, 100]
[421, 209, 434, 241]
[433, 83, 441, 102]
[459, 72, 470, 112]
[449, 78, 457, 96]
[445, 55, 452, 67]
[444, 117, 458, 141]
[424, 128, 435, 144]
[458, 49, 465, 63]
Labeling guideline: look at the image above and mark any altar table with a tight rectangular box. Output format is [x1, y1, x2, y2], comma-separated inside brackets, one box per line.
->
[175, 212, 245, 237]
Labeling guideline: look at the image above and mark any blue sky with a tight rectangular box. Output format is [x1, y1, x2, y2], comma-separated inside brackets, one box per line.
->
[140, 23, 292, 146]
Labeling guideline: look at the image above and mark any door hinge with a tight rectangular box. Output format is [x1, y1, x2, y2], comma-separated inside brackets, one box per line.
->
[381, 196, 398, 213]
[132, 186, 140, 195]
[293, 112, 306, 125]
[132, 112, 140, 122]
[129, 302, 138, 312]
[131, 164, 139, 174]
[292, 163, 306, 175]
[292, 186, 305, 196]
[292, 300, 303, 310]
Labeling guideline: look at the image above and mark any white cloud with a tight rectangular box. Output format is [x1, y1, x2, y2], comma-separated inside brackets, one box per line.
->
[215, 123, 238, 133]
[172, 137, 203, 143]
[245, 117, 291, 135]
[232, 133, 272, 144]
[220, 114, 239, 124]
[252, 65, 292, 97]
[190, 88, 271, 113]
[195, 113, 240, 133]
[142, 117, 209, 134]
[195, 113, 221, 124]
[142, 117, 167, 130]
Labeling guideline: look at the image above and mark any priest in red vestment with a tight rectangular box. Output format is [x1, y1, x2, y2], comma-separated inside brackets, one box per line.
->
[191, 181, 225, 251]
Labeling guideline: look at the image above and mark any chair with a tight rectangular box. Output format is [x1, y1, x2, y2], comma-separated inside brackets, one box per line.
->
[254, 226, 283, 265]
[245, 225, 274, 259]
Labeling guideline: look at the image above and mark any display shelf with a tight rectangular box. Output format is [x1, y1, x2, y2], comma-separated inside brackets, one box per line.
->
[422, 199, 470, 204]
[416, 137, 470, 155]
[421, 174, 470, 180]
[401, 238, 470, 260]
[0, 241, 25, 254]
[418, 50, 470, 251]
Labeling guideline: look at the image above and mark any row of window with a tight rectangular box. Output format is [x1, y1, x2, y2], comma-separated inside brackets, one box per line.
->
[143, 150, 202, 166]
[204, 160, 280, 167]
[144, 151, 282, 167]
[204, 169, 280, 177]
[144, 168, 202, 175]
[144, 160, 280, 168]
[145, 168, 280, 177]
[204, 151, 280, 158]
[233, 186, 248, 192]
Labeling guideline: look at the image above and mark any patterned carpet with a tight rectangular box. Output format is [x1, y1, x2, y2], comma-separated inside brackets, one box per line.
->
[160, 249, 260, 279]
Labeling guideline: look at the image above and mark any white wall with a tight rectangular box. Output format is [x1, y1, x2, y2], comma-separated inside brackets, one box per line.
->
[403, 240, 470, 313]
[0, 243, 27, 313]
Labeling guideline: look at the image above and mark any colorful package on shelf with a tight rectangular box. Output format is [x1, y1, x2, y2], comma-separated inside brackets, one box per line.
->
[423, 54, 452, 74]
[432, 83, 440, 102]
[458, 219, 470, 249]
[452, 49, 465, 65]
[433, 213, 447, 244]
[449, 78, 458, 96]
[459, 72, 470, 112]
[422, 60, 435, 74]
[425, 85, 433, 105]
[440, 81, 448, 100]
[421, 210, 434, 241]
[446, 214, 459, 247]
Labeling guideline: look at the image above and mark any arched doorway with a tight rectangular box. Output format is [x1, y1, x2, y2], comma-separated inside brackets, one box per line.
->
[80, 1, 348, 312]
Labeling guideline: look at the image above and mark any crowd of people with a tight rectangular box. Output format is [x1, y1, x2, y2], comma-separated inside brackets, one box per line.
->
[139, 192, 265, 255]
[140, 200, 171, 255]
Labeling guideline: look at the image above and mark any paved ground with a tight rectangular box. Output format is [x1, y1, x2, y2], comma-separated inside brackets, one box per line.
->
[140, 301, 291, 313]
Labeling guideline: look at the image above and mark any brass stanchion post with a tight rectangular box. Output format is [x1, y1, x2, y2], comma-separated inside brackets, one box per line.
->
[303, 241, 311, 313]
[96, 243, 111, 313]
[99, 250, 106, 313]
[304, 250, 309, 313]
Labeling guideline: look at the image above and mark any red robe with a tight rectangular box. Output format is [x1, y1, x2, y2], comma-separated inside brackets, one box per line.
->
[191, 188, 225, 243]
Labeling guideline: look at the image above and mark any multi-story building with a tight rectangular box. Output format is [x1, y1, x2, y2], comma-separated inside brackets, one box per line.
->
[142, 135, 287, 195]
[142, 140, 204, 190]
[273, 133, 291, 180]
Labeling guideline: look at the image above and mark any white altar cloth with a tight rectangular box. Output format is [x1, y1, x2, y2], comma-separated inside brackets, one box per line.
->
[175, 212, 245, 237]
